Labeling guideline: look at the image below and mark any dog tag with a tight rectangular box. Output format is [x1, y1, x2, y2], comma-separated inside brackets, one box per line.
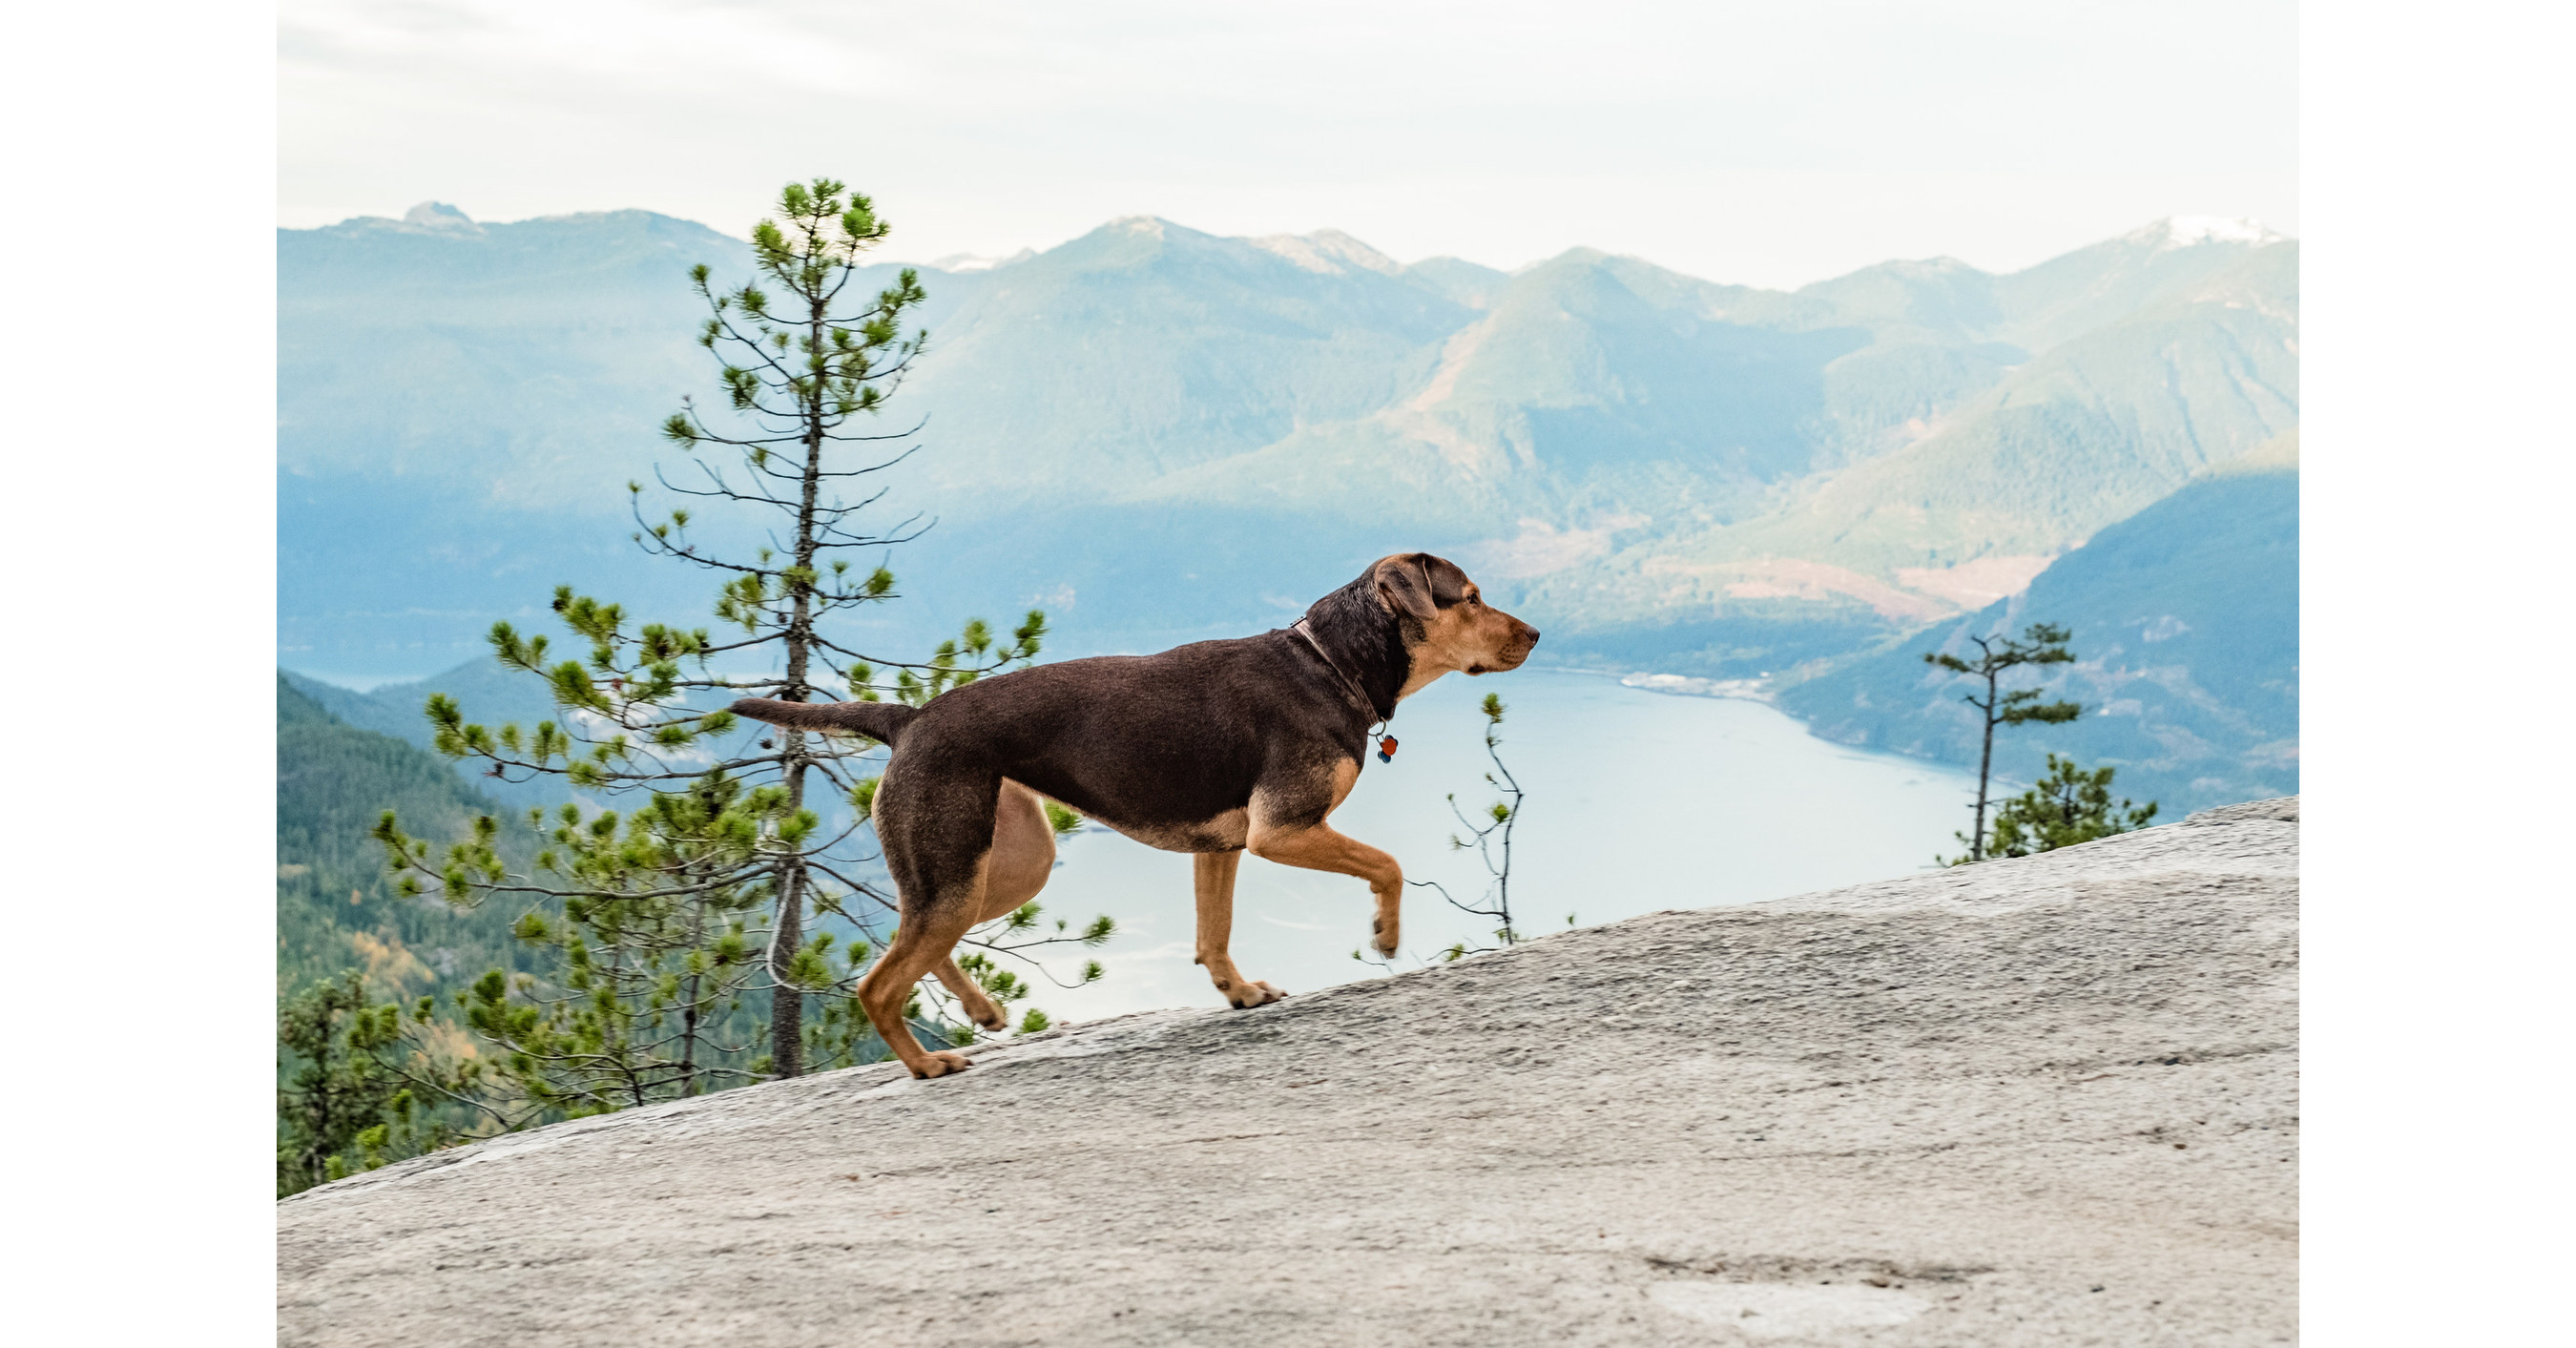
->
[1377, 736, 1399, 762]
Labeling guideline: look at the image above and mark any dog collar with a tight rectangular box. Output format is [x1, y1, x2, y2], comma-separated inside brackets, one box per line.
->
[1289, 619, 1395, 730]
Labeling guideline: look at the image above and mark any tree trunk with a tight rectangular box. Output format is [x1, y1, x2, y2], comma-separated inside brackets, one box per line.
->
[310, 1013, 332, 1189]
[678, 979, 702, 1098]
[678, 895, 706, 1096]
[1971, 670, 1999, 862]
[767, 295, 833, 1079]
[770, 861, 805, 1078]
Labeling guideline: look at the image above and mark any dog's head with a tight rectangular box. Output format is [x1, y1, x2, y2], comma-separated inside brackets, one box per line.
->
[1324, 551, 1539, 699]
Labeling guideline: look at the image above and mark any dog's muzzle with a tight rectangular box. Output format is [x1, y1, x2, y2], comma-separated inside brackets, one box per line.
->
[1470, 623, 1541, 674]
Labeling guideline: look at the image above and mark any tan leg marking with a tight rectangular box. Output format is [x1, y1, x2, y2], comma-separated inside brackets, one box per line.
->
[981, 779, 1058, 921]
[857, 780, 1061, 1075]
[1246, 757, 1401, 955]
[932, 955, 1008, 1032]
[1195, 850, 1285, 1008]
[856, 897, 980, 1078]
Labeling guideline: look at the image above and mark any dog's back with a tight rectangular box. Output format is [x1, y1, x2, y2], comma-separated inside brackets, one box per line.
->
[886, 634, 1354, 838]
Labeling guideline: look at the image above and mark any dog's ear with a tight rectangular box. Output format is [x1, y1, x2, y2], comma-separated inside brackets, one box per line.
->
[1375, 553, 1440, 622]
[1423, 553, 1475, 606]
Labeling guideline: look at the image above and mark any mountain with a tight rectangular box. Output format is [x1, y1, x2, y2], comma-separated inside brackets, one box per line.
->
[892, 217, 1481, 499]
[1774, 431, 2300, 815]
[1993, 216, 2296, 352]
[1512, 237, 2296, 655]
[281, 661, 579, 809]
[279, 204, 2295, 800]
[277, 675, 543, 1000]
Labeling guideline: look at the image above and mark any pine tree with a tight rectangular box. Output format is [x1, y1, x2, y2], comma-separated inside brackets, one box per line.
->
[373, 179, 1112, 1111]
[1924, 622, 2083, 863]
[1982, 754, 2159, 858]
[277, 974, 444, 1194]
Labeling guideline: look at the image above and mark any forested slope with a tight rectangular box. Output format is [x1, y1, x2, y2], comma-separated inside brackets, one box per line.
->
[1776, 434, 2298, 813]
[277, 676, 542, 1002]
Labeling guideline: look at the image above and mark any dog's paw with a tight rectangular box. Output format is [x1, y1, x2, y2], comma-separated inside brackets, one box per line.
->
[971, 1006, 1008, 1032]
[1370, 918, 1401, 957]
[908, 1050, 973, 1079]
[1225, 980, 1288, 1009]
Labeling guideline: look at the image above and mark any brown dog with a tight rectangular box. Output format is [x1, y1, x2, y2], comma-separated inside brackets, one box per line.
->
[731, 551, 1539, 1078]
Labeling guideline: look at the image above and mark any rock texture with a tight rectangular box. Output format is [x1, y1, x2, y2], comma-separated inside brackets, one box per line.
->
[279, 798, 2298, 1346]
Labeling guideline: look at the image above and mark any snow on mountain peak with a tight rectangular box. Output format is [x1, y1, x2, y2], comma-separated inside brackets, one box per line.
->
[924, 249, 1034, 273]
[1250, 229, 1401, 276]
[397, 201, 484, 236]
[2145, 216, 2284, 250]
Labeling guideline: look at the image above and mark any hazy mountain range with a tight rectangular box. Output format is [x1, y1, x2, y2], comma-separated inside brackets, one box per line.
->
[280, 203, 2296, 810]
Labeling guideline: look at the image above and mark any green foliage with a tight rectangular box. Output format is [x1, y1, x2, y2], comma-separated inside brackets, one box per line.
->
[354, 179, 1116, 1139]
[1979, 755, 2159, 859]
[1924, 622, 2086, 864]
[1922, 622, 2082, 728]
[277, 973, 475, 1196]
[277, 681, 582, 1193]
[276, 677, 550, 1002]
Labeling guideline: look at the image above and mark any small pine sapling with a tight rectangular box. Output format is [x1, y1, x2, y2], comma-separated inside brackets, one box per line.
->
[1980, 753, 2158, 858]
[1410, 693, 1528, 961]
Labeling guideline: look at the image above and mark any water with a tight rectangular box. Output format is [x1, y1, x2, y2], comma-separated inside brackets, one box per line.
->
[999, 670, 1981, 1026]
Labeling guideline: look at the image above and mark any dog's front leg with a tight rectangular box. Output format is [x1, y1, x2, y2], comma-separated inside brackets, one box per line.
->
[1194, 851, 1286, 1008]
[1245, 822, 1403, 957]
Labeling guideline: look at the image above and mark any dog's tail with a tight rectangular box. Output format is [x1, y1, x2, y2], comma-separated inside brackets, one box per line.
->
[730, 696, 920, 747]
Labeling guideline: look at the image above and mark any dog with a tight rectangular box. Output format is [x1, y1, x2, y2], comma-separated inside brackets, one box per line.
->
[730, 551, 1540, 1078]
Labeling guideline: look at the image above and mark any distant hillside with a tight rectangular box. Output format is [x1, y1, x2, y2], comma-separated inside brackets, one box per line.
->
[277, 675, 543, 1002]
[279, 203, 2296, 806]
[1517, 231, 2296, 663]
[1775, 431, 2299, 814]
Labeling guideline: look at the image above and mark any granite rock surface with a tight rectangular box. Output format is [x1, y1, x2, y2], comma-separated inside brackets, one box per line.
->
[279, 798, 2299, 1346]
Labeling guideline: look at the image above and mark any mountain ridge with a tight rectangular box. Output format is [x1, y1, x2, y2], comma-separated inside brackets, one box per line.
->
[279, 203, 2296, 804]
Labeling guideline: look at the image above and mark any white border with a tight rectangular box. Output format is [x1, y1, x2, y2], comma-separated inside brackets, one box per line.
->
[4, 0, 276, 1339]
[2306, 2, 2573, 1340]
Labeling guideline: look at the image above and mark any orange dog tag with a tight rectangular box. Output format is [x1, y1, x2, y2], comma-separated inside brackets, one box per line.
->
[1377, 736, 1399, 762]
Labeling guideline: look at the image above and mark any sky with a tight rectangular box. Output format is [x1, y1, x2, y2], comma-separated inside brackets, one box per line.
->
[280, 0, 2296, 290]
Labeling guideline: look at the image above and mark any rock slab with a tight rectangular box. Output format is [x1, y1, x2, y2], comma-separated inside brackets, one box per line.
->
[279, 798, 2299, 1346]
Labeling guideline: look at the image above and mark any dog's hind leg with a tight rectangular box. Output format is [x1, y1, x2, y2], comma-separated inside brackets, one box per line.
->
[857, 763, 1003, 1078]
[978, 779, 1058, 921]
[1194, 850, 1285, 1008]
[930, 956, 1007, 1033]
[929, 778, 1061, 1032]
[857, 902, 981, 1078]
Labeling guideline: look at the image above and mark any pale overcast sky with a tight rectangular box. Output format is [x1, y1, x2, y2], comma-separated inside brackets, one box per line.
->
[279, 0, 2296, 288]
